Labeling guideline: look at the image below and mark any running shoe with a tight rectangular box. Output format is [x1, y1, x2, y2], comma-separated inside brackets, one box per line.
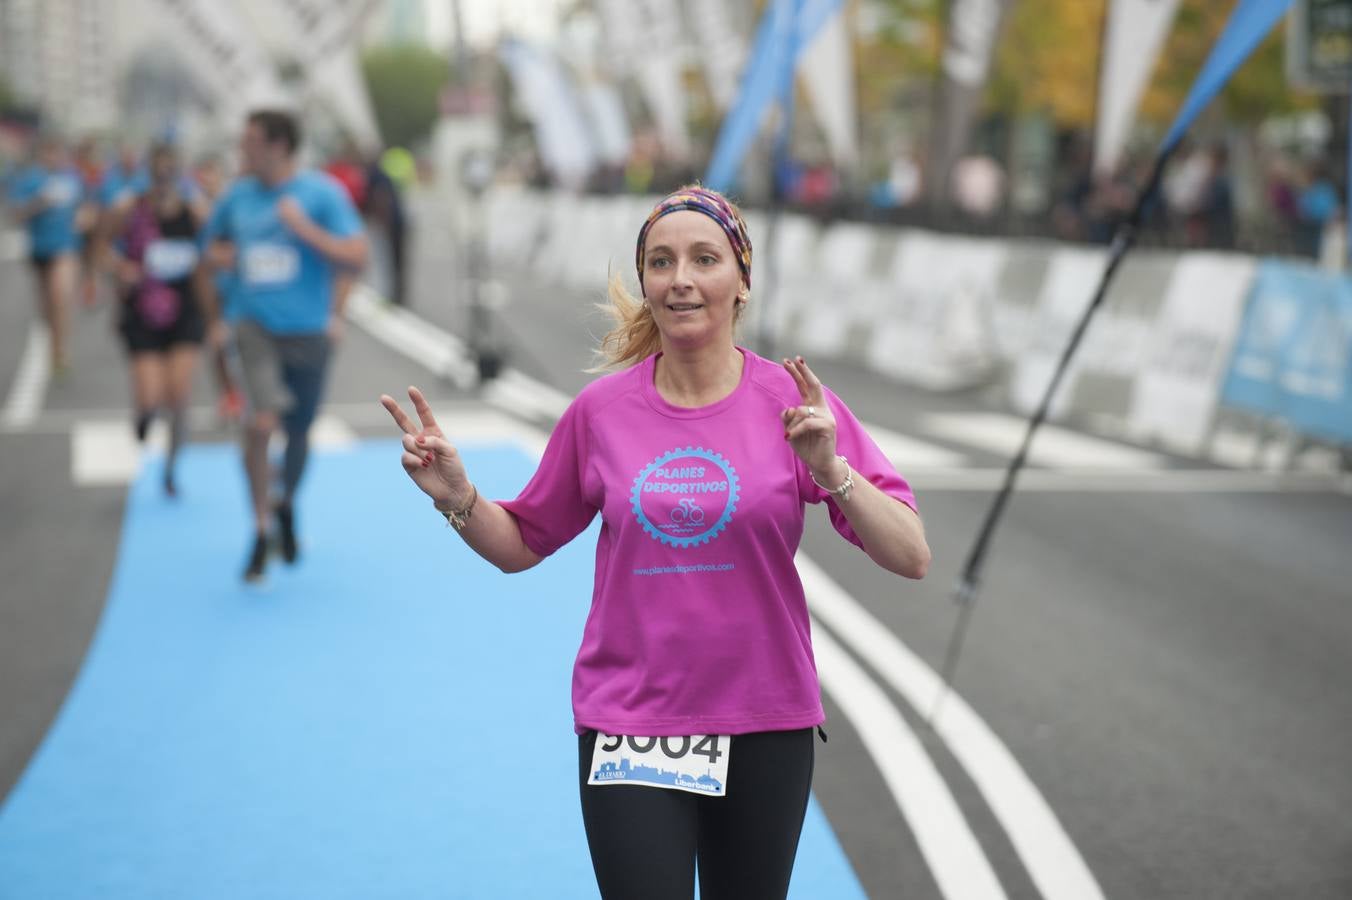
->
[276, 503, 298, 564]
[243, 534, 268, 583]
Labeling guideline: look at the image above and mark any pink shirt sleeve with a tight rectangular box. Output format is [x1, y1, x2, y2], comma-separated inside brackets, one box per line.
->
[798, 387, 918, 549]
[498, 398, 599, 558]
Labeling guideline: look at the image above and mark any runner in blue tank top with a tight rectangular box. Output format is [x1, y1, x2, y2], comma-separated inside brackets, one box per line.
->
[6, 136, 92, 376]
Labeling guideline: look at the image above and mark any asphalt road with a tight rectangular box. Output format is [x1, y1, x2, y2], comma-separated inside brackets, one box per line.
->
[2, 214, 1350, 899]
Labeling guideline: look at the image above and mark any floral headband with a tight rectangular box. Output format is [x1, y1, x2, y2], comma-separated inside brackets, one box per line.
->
[635, 186, 752, 294]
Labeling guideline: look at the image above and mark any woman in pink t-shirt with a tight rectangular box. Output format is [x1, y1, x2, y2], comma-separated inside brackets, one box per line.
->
[382, 186, 930, 899]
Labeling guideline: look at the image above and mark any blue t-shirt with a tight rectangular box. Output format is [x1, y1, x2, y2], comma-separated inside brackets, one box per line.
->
[204, 171, 363, 335]
[97, 165, 146, 209]
[7, 165, 85, 257]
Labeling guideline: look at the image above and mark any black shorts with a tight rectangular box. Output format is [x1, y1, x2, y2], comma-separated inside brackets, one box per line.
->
[578, 727, 815, 900]
[28, 251, 71, 275]
[120, 308, 206, 354]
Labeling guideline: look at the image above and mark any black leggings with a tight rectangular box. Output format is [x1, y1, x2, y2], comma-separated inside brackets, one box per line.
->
[578, 728, 815, 900]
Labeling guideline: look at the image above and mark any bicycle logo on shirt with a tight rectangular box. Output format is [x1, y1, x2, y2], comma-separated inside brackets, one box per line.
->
[631, 447, 740, 548]
[669, 498, 706, 525]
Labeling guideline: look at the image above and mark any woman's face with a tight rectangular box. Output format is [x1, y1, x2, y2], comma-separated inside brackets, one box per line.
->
[150, 151, 177, 185]
[641, 210, 744, 350]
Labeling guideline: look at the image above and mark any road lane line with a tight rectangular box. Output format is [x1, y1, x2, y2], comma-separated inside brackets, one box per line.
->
[921, 411, 1167, 469]
[309, 413, 358, 449]
[799, 554, 1106, 900]
[896, 467, 1348, 493]
[0, 229, 25, 262]
[861, 422, 969, 469]
[347, 285, 477, 387]
[2, 323, 50, 430]
[813, 625, 1008, 900]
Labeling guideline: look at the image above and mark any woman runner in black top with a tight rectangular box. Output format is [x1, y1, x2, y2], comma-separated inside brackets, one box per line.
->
[108, 143, 210, 496]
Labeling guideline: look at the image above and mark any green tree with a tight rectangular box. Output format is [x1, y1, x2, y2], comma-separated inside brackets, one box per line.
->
[983, 0, 1318, 131]
[361, 45, 449, 148]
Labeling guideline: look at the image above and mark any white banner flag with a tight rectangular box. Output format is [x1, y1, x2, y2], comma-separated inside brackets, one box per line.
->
[499, 40, 598, 189]
[798, 7, 857, 167]
[684, 0, 749, 111]
[559, 12, 633, 168]
[1094, 0, 1182, 175]
[597, 0, 692, 159]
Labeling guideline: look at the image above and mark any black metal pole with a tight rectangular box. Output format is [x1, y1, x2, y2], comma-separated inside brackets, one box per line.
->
[928, 154, 1171, 726]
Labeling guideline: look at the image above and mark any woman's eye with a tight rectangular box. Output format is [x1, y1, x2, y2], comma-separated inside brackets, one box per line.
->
[698, 255, 716, 265]
[650, 257, 671, 269]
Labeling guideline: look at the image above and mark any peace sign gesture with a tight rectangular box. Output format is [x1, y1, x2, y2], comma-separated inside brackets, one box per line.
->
[380, 386, 473, 508]
[780, 356, 840, 479]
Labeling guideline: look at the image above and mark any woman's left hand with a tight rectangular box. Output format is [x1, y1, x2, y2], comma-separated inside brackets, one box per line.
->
[781, 356, 843, 483]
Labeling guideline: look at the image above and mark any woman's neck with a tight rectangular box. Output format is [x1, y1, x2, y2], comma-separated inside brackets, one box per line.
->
[654, 341, 744, 408]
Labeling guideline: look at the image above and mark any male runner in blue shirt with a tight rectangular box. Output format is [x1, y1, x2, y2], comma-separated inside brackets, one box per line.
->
[204, 110, 368, 583]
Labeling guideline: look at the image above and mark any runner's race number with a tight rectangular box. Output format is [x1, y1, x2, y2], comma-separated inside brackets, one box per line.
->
[242, 243, 300, 288]
[589, 733, 731, 797]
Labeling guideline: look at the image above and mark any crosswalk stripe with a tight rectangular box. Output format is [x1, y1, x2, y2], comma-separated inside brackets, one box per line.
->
[70, 414, 365, 487]
[2, 324, 49, 430]
[920, 411, 1167, 469]
[71, 420, 143, 486]
[863, 421, 970, 469]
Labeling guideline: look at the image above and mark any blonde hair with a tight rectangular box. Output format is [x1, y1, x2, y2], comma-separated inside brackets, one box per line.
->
[588, 270, 664, 373]
[588, 270, 750, 373]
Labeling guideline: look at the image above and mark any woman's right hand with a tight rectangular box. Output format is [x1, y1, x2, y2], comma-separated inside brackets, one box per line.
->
[380, 386, 473, 508]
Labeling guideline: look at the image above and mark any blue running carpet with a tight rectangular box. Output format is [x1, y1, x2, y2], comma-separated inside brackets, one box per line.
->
[0, 439, 867, 899]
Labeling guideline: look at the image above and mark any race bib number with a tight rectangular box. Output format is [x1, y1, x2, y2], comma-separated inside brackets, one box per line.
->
[143, 239, 199, 281]
[589, 733, 730, 797]
[42, 176, 79, 207]
[242, 243, 300, 287]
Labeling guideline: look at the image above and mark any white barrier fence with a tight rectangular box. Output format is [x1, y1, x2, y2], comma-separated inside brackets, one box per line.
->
[485, 187, 1260, 459]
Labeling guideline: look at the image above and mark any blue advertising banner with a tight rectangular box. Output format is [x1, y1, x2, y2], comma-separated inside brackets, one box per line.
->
[1220, 260, 1352, 443]
[1161, 0, 1295, 156]
[705, 0, 843, 193]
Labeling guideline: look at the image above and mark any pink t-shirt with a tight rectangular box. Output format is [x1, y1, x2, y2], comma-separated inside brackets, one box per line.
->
[499, 349, 917, 736]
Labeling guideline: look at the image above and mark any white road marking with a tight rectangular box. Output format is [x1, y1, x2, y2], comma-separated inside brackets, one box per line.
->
[863, 422, 969, 469]
[309, 413, 358, 449]
[799, 555, 1106, 900]
[481, 368, 572, 422]
[72, 412, 365, 486]
[440, 408, 548, 457]
[922, 411, 1167, 470]
[0, 229, 26, 262]
[902, 467, 1347, 494]
[811, 624, 1005, 897]
[72, 419, 145, 486]
[2, 324, 50, 430]
[812, 626, 1009, 900]
[347, 285, 477, 388]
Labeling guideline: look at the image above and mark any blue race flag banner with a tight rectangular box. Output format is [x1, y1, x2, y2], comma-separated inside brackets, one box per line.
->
[1160, 0, 1296, 155]
[705, 0, 844, 193]
[1220, 260, 1352, 444]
